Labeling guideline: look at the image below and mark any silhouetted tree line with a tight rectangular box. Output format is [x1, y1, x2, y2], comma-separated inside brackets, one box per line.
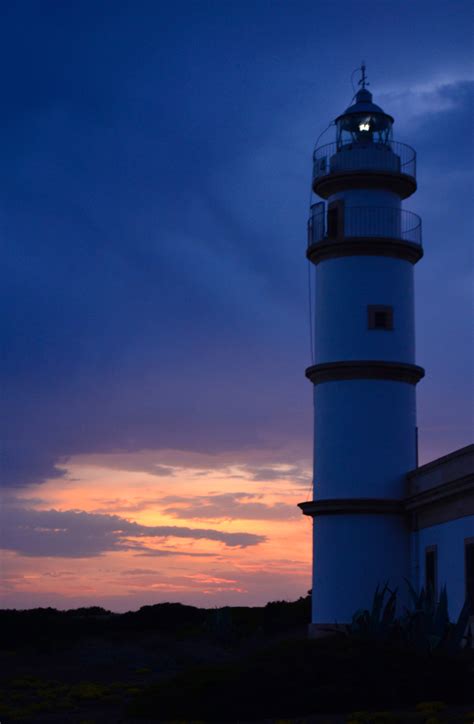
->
[0, 595, 311, 650]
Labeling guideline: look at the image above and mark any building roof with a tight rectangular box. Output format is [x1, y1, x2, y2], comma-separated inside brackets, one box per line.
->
[335, 88, 394, 124]
[405, 444, 474, 530]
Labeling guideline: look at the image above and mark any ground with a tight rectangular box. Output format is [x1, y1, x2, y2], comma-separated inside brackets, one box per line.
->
[0, 603, 473, 723]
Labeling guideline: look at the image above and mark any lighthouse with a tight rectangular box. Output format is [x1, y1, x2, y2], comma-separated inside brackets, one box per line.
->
[299, 67, 425, 630]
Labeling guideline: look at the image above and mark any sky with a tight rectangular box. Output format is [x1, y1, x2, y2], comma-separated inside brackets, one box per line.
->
[1, 0, 473, 612]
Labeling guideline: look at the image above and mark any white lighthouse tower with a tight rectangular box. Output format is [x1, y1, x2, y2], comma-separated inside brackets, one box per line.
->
[299, 67, 425, 630]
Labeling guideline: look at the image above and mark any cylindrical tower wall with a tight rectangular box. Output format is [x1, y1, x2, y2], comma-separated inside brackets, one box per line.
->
[313, 378, 417, 500]
[329, 188, 401, 208]
[314, 256, 416, 364]
[312, 513, 411, 624]
[329, 145, 401, 175]
[303, 86, 421, 629]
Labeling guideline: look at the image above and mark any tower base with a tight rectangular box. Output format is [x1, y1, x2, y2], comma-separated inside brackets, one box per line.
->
[308, 623, 347, 639]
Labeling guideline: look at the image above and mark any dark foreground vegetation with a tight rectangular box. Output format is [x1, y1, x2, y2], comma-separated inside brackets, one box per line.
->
[0, 596, 473, 723]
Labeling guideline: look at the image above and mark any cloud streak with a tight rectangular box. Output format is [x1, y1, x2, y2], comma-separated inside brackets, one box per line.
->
[1, 508, 265, 558]
[161, 491, 300, 520]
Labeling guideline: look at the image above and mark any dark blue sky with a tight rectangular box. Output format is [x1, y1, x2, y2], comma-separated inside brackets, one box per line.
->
[2, 0, 473, 495]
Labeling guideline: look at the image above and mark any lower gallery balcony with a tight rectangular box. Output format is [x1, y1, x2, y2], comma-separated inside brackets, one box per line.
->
[307, 205, 423, 264]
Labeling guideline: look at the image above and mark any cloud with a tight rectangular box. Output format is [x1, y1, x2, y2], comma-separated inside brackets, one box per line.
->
[1, 507, 265, 558]
[1, 4, 472, 500]
[120, 568, 168, 576]
[0, 445, 66, 489]
[0, 10, 314, 493]
[379, 77, 474, 121]
[132, 549, 215, 558]
[244, 464, 310, 483]
[377, 79, 474, 177]
[67, 449, 312, 479]
[145, 465, 176, 477]
[161, 491, 300, 521]
[91, 497, 165, 514]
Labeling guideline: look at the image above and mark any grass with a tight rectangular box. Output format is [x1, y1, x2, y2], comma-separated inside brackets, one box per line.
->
[128, 636, 474, 721]
[1, 600, 472, 722]
[0, 676, 140, 721]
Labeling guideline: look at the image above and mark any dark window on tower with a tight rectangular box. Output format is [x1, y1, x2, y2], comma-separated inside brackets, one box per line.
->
[327, 200, 344, 239]
[368, 305, 394, 330]
[327, 207, 338, 238]
[465, 539, 474, 608]
[425, 546, 437, 597]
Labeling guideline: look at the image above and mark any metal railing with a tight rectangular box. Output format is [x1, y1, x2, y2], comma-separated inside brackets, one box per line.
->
[312, 140, 416, 183]
[307, 206, 422, 246]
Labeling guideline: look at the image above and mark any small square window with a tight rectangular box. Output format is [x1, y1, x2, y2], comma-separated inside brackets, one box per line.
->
[368, 305, 393, 330]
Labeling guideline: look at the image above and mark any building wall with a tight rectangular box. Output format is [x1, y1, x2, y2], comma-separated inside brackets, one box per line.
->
[416, 516, 474, 619]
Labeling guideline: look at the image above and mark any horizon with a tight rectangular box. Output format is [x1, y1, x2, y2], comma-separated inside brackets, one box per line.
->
[1, 0, 473, 612]
[1, 591, 311, 613]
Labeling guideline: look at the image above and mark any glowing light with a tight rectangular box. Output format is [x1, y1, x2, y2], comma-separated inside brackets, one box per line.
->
[359, 122, 370, 131]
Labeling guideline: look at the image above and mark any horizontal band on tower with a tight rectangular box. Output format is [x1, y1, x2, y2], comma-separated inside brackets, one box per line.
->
[298, 498, 405, 517]
[305, 360, 425, 385]
[312, 170, 417, 199]
[307, 237, 423, 265]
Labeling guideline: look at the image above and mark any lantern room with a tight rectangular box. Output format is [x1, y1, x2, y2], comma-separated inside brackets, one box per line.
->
[335, 87, 394, 148]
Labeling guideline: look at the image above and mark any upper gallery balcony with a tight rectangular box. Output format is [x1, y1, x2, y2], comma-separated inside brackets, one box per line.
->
[312, 140, 417, 199]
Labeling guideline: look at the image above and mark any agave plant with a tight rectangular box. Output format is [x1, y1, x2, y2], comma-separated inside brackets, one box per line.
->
[402, 579, 472, 652]
[348, 583, 397, 641]
[348, 581, 472, 651]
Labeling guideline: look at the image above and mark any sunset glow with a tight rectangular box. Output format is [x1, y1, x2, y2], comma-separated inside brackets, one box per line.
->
[3, 450, 312, 610]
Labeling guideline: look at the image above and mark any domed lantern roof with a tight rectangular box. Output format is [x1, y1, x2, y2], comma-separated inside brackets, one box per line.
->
[339, 88, 391, 119]
[335, 67, 394, 147]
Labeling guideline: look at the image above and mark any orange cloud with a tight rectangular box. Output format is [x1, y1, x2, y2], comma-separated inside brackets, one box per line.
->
[3, 448, 312, 611]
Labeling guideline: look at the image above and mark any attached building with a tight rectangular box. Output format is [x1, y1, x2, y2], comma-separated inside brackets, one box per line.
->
[406, 443, 474, 620]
